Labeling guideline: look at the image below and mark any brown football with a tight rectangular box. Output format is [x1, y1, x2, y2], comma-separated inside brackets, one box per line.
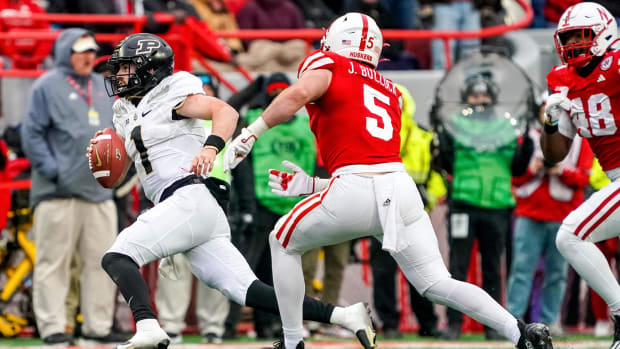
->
[89, 128, 127, 188]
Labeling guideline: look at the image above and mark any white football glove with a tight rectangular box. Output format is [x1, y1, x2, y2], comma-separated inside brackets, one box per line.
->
[223, 128, 257, 172]
[268, 160, 318, 197]
[544, 92, 571, 127]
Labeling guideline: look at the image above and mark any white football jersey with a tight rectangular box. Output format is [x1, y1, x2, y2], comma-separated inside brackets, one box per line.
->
[112, 71, 206, 204]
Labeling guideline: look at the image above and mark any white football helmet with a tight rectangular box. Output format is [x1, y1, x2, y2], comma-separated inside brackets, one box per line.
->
[554, 2, 618, 67]
[320, 12, 383, 68]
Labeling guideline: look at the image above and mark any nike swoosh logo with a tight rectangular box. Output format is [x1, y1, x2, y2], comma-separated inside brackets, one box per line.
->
[142, 110, 152, 117]
[94, 147, 102, 167]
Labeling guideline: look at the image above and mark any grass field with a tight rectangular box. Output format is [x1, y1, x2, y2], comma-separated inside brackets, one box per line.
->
[0, 333, 614, 349]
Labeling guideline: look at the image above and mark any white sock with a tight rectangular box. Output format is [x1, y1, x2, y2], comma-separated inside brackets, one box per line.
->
[283, 327, 304, 349]
[136, 318, 160, 332]
[504, 318, 521, 344]
[329, 306, 346, 326]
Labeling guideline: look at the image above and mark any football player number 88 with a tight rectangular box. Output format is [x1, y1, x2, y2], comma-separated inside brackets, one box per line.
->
[363, 84, 393, 141]
[572, 93, 617, 137]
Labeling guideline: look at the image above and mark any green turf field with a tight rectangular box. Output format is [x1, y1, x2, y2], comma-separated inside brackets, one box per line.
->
[0, 333, 614, 349]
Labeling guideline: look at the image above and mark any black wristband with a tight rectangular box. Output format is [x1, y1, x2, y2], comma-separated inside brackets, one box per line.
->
[204, 134, 226, 153]
[544, 123, 558, 134]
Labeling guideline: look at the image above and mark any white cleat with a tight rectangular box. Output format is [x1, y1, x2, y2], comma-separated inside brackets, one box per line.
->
[116, 325, 170, 349]
[340, 302, 376, 349]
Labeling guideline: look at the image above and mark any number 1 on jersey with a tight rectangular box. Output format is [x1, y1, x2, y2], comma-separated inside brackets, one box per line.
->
[363, 84, 393, 141]
[130, 125, 153, 174]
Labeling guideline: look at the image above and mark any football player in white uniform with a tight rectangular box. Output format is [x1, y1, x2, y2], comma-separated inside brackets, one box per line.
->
[86, 33, 375, 349]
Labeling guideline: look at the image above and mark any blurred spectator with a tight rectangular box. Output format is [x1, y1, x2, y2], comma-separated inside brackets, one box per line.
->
[154, 73, 230, 345]
[418, 0, 481, 69]
[369, 84, 444, 339]
[385, 0, 419, 29]
[344, 0, 419, 70]
[235, 0, 306, 71]
[142, 0, 201, 33]
[224, 0, 249, 14]
[291, 0, 335, 29]
[477, 0, 507, 50]
[529, 0, 548, 28]
[236, 0, 304, 36]
[187, 0, 243, 53]
[433, 71, 534, 340]
[223, 169, 256, 339]
[46, 0, 117, 15]
[0, 0, 52, 69]
[506, 104, 593, 337]
[46, 0, 128, 47]
[325, 0, 345, 14]
[20, 28, 118, 345]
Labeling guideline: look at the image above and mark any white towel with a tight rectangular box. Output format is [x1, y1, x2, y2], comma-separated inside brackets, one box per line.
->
[373, 174, 409, 253]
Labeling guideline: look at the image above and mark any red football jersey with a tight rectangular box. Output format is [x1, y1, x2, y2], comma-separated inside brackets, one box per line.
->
[547, 49, 620, 171]
[297, 50, 403, 175]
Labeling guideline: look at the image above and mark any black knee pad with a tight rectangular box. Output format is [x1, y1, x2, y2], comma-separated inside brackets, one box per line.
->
[101, 252, 138, 274]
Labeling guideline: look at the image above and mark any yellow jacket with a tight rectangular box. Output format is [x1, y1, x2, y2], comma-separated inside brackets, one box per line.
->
[396, 84, 446, 210]
[590, 157, 610, 191]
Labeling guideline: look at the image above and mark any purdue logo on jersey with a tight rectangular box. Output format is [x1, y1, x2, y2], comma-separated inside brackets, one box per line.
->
[136, 39, 162, 55]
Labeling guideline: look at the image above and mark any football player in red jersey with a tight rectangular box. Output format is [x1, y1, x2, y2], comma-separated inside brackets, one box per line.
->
[224, 12, 553, 349]
[540, 2, 620, 348]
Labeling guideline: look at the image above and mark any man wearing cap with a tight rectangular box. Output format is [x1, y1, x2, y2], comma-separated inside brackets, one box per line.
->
[21, 28, 118, 345]
[433, 71, 534, 340]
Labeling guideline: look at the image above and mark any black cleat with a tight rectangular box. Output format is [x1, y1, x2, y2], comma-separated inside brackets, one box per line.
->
[516, 320, 553, 349]
[610, 315, 620, 349]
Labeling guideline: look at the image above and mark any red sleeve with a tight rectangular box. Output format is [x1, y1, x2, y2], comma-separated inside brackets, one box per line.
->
[512, 168, 535, 186]
[559, 141, 594, 188]
[297, 50, 337, 79]
[546, 65, 567, 93]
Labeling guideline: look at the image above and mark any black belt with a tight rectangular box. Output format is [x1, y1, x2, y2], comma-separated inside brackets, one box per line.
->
[160, 175, 230, 213]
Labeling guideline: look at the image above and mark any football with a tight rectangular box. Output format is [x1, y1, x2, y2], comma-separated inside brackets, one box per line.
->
[89, 128, 127, 188]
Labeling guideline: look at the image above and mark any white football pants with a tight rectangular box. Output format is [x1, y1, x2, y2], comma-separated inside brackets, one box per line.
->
[107, 183, 256, 305]
[556, 178, 620, 312]
[269, 171, 520, 348]
[155, 253, 230, 336]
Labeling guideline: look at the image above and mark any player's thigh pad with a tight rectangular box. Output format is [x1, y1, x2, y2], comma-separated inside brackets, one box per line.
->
[184, 237, 257, 305]
[561, 179, 620, 243]
[107, 184, 230, 266]
[272, 174, 381, 254]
